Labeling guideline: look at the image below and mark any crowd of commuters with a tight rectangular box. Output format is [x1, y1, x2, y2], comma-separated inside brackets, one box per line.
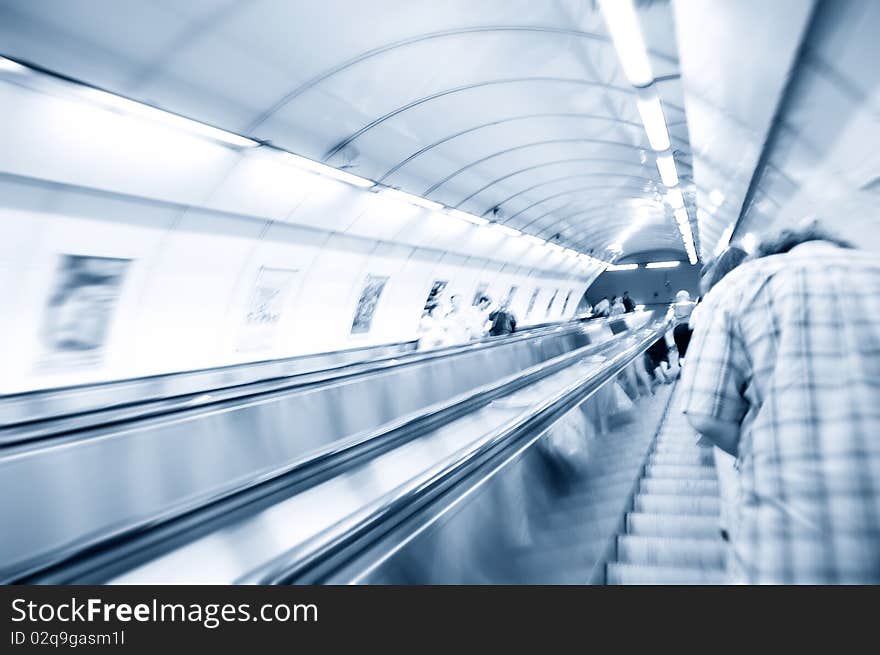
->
[417, 293, 516, 350]
[589, 291, 636, 318]
[678, 221, 880, 584]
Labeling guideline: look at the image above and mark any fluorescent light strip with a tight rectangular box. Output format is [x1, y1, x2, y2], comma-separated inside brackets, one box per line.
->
[636, 94, 671, 151]
[447, 208, 489, 226]
[81, 86, 258, 148]
[597, 0, 654, 86]
[381, 187, 443, 211]
[714, 224, 734, 256]
[0, 56, 28, 75]
[606, 263, 639, 271]
[280, 151, 374, 188]
[656, 153, 679, 187]
[645, 261, 681, 269]
[492, 224, 522, 238]
[665, 187, 684, 209]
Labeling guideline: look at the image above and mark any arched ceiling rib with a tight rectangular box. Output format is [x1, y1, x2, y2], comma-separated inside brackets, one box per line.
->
[0, 0, 697, 259]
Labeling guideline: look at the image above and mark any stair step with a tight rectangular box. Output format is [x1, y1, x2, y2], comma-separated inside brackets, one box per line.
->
[634, 493, 720, 515]
[626, 512, 720, 538]
[606, 562, 726, 585]
[650, 451, 714, 466]
[639, 478, 719, 496]
[646, 463, 717, 480]
[617, 535, 726, 568]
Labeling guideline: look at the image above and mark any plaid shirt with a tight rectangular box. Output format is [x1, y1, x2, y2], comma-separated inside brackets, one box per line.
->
[680, 241, 880, 584]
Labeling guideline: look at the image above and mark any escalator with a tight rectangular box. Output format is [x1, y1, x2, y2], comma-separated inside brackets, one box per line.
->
[2, 313, 658, 584]
[606, 387, 726, 584]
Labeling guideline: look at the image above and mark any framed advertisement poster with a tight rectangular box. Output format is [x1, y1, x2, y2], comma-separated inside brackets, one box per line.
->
[351, 274, 389, 335]
[423, 279, 448, 312]
[471, 281, 489, 306]
[38, 254, 132, 369]
[237, 266, 298, 352]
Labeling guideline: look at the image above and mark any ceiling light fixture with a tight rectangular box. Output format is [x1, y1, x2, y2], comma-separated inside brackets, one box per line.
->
[82, 86, 259, 148]
[645, 261, 681, 269]
[447, 208, 489, 226]
[0, 56, 29, 75]
[606, 263, 639, 271]
[665, 187, 685, 209]
[380, 187, 443, 211]
[597, 0, 654, 86]
[492, 224, 522, 238]
[280, 151, 375, 188]
[656, 153, 679, 187]
[636, 93, 672, 151]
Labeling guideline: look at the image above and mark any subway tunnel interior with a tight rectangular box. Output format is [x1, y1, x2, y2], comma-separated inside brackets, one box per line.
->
[0, 0, 878, 585]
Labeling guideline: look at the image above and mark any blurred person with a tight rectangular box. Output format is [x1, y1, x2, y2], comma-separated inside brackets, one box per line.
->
[441, 294, 470, 345]
[680, 222, 880, 584]
[666, 290, 696, 362]
[416, 305, 447, 351]
[488, 301, 517, 337]
[593, 296, 611, 317]
[644, 334, 673, 385]
[622, 291, 635, 313]
[609, 296, 626, 316]
[465, 295, 492, 340]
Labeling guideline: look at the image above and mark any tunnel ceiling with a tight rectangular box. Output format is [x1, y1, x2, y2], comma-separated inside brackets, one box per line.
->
[0, 0, 698, 260]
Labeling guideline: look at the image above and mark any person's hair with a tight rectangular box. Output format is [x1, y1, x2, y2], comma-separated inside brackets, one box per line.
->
[755, 220, 853, 258]
[700, 245, 748, 294]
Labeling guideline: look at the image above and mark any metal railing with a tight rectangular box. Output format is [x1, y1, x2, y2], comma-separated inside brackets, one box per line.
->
[236, 324, 665, 584]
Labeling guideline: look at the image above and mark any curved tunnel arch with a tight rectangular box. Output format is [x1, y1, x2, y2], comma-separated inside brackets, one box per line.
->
[379, 113, 693, 184]
[323, 77, 687, 162]
[501, 180, 660, 224]
[509, 182, 662, 230]
[246, 25, 680, 132]
[380, 113, 647, 183]
[484, 173, 660, 217]
[527, 199, 668, 233]
[422, 138, 657, 196]
[451, 156, 650, 208]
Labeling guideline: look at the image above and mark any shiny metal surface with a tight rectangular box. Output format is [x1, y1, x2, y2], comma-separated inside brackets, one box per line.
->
[0, 316, 608, 438]
[99, 322, 662, 584]
[0, 339, 417, 427]
[1, 312, 649, 582]
[338, 384, 674, 584]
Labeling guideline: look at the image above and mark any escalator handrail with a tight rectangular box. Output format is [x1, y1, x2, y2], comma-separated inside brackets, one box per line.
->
[13, 321, 644, 584]
[0, 313, 639, 432]
[238, 323, 666, 584]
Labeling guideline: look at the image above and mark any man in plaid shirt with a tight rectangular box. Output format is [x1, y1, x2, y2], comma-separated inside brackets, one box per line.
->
[680, 225, 880, 584]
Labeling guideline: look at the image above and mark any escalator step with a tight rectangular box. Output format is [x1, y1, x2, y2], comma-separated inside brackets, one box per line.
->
[617, 535, 726, 568]
[606, 563, 726, 585]
[649, 451, 714, 466]
[646, 463, 717, 480]
[626, 512, 720, 538]
[634, 493, 720, 515]
[639, 478, 719, 496]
